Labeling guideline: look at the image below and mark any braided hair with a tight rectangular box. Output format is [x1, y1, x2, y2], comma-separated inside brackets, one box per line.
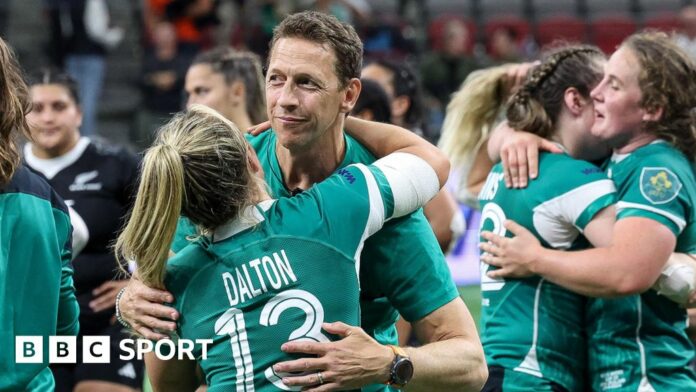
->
[506, 44, 605, 138]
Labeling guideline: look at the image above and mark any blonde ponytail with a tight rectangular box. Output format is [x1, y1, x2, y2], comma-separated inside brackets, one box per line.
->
[115, 105, 258, 288]
[115, 144, 185, 288]
[438, 64, 515, 165]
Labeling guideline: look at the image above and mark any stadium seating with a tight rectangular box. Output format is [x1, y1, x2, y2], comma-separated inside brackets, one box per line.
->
[589, 15, 638, 53]
[643, 12, 681, 33]
[531, 0, 579, 19]
[479, 0, 527, 22]
[536, 15, 588, 48]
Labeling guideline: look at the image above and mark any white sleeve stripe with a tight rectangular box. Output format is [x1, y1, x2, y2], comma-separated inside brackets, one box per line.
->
[352, 164, 387, 281]
[533, 179, 616, 231]
[617, 201, 686, 232]
[373, 152, 440, 218]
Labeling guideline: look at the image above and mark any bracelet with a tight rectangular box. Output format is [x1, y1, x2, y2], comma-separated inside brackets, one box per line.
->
[115, 286, 131, 329]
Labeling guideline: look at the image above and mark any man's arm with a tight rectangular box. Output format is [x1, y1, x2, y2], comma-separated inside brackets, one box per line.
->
[275, 298, 487, 392]
[344, 116, 450, 186]
[404, 298, 488, 391]
[423, 189, 460, 252]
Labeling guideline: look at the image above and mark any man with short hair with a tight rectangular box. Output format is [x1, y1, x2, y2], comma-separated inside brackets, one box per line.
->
[119, 11, 487, 391]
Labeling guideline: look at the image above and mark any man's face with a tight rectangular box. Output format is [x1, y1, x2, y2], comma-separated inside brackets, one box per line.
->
[266, 38, 352, 151]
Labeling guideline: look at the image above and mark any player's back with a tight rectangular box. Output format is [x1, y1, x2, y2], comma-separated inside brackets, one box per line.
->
[479, 152, 616, 391]
[0, 165, 78, 391]
[167, 172, 376, 391]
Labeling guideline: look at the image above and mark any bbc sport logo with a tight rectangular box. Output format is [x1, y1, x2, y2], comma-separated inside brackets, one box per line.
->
[15, 336, 213, 363]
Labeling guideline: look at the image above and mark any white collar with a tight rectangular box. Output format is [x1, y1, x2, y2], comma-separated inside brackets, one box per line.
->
[212, 199, 276, 242]
[24, 137, 91, 179]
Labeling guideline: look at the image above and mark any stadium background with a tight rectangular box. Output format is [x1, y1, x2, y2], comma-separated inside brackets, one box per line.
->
[2, 0, 693, 389]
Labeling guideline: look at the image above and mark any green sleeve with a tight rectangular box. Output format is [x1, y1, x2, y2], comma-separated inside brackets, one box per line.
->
[360, 210, 458, 322]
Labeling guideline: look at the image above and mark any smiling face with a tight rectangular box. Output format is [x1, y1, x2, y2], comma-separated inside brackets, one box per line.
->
[26, 84, 82, 158]
[185, 63, 235, 119]
[265, 37, 357, 151]
[589, 46, 649, 149]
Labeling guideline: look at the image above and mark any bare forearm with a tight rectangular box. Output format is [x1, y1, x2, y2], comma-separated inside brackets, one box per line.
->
[404, 338, 487, 392]
[533, 245, 661, 297]
[345, 116, 450, 186]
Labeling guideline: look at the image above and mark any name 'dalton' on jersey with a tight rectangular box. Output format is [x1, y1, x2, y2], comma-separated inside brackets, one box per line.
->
[222, 249, 298, 307]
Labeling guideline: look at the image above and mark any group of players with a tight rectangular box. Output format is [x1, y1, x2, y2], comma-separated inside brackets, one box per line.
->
[1, 8, 695, 392]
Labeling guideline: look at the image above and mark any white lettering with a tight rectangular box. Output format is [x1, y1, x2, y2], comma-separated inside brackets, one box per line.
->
[274, 250, 297, 285]
[263, 256, 282, 289]
[249, 258, 268, 292]
[223, 272, 239, 306]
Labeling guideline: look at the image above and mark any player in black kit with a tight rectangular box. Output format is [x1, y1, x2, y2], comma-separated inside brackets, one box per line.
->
[24, 69, 143, 392]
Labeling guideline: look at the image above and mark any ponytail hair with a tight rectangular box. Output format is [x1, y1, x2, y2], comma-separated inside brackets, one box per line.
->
[0, 38, 30, 186]
[438, 64, 517, 164]
[115, 105, 261, 288]
[506, 44, 604, 138]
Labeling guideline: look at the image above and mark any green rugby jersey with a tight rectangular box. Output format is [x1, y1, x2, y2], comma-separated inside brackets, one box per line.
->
[172, 131, 457, 387]
[166, 163, 397, 391]
[0, 165, 79, 391]
[587, 141, 696, 391]
[479, 152, 616, 392]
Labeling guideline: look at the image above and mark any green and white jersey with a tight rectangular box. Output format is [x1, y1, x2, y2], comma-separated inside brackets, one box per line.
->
[172, 131, 457, 371]
[587, 141, 696, 392]
[479, 152, 616, 392]
[0, 165, 79, 391]
[167, 156, 440, 391]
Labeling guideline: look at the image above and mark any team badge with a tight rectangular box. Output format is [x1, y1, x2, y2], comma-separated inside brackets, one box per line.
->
[640, 167, 682, 204]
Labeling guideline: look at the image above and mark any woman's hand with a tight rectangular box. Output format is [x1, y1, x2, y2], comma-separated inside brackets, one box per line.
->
[479, 220, 542, 278]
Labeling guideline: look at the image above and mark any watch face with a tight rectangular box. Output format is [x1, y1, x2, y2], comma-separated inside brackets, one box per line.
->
[394, 357, 414, 384]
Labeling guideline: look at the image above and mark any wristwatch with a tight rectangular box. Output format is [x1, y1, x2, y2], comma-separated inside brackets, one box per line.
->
[386, 345, 414, 388]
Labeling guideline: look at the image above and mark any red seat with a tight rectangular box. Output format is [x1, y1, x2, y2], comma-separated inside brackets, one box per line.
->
[428, 15, 477, 54]
[644, 13, 681, 34]
[589, 16, 637, 54]
[536, 15, 587, 48]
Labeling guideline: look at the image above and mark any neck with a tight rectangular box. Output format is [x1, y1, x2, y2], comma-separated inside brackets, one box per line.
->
[275, 127, 346, 191]
[32, 134, 81, 159]
[229, 109, 253, 132]
[614, 132, 658, 154]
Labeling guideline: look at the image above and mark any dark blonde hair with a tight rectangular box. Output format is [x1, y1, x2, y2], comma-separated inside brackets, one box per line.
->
[270, 11, 362, 88]
[439, 64, 517, 164]
[193, 47, 267, 125]
[622, 31, 696, 158]
[115, 105, 263, 287]
[506, 44, 605, 138]
[0, 38, 31, 186]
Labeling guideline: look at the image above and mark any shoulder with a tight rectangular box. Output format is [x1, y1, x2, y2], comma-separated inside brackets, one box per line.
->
[342, 134, 376, 166]
[3, 165, 68, 215]
[538, 153, 609, 188]
[247, 130, 275, 151]
[165, 242, 214, 291]
[624, 143, 694, 202]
